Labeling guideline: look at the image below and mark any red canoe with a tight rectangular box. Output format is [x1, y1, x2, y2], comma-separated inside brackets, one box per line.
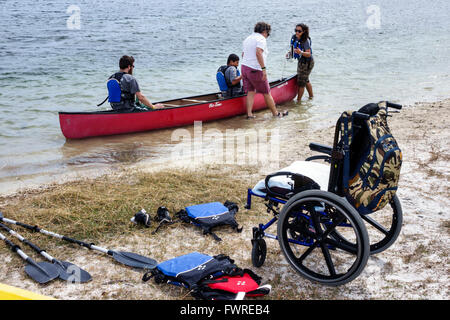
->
[59, 74, 298, 139]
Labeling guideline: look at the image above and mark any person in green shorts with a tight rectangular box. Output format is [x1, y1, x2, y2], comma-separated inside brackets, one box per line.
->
[288, 23, 314, 102]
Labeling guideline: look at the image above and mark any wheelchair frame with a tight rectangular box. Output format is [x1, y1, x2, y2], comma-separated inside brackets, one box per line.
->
[246, 101, 403, 286]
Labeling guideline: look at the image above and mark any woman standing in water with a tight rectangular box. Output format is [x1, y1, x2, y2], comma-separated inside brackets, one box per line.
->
[289, 23, 314, 101]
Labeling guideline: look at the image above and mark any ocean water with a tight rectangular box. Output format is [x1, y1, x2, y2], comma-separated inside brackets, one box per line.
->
[0, 0, 449, 193]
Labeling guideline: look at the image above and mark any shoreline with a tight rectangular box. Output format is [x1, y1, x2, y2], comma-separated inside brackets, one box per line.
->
[0, 98, 449, 300]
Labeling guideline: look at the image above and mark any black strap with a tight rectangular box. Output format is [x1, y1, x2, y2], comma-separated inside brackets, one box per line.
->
[209, 231, 222, 242]
[142, 272, 154, 282]
[151, 219, 174, 235]
[97, 96, 109, 107]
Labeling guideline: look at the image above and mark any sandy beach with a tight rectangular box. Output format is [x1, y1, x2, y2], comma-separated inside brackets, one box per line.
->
[0, 98, 448, 300]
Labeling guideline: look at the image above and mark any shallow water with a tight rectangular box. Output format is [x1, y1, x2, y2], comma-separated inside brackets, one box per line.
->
[0, 0, 449, 194]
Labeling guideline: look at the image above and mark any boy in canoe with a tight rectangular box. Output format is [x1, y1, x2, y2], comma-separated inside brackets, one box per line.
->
[224, 54, 244, 98]
[108, 55, 164, 112]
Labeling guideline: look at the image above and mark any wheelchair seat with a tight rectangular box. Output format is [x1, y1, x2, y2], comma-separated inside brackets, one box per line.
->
[251, 161, 330, 197]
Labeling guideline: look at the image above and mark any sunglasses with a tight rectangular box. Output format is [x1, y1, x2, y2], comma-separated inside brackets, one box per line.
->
[295, 29, 303, 33]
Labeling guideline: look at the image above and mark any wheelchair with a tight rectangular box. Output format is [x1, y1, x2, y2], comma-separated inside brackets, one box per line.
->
[245, 101, 403, 286]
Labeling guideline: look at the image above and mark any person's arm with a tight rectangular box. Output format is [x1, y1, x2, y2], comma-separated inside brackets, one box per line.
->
[135, 91, 164, 109]
[230, 68, 242, 85]
[294, 48, 311, 58]
[294, 40, 312, 58]
[231, 76, 242, 86]
[255, 47, 267, 81]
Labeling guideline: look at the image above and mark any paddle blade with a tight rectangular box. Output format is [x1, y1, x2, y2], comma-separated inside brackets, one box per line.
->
[25, 261, 60, 284]
[112, 251, 157, 269]
[54, 261, 92, 283]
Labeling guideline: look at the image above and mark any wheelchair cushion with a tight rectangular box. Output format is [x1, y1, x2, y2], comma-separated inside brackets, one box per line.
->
[252, 161, 330, 197]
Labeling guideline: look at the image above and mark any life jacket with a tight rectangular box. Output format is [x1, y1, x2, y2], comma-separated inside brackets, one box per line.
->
[142, 252, 271, 300]
[205, 270, 271, 299]
[216, 65, 241, 93]
[106, 72, 135, 104]
[176, 201, 242, 242]
[290, 35, 312, 63]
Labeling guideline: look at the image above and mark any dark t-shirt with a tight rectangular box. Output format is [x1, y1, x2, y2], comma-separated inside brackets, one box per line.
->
[300, 39, 313, 60]
[292, 37, 313, 61]
[111, 73, 140, 111]
[224, 66, 243, 97]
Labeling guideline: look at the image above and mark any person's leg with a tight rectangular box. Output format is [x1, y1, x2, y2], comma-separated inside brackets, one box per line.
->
[306, 82, 313, 99]
[242, 65, 257, 118]
[263, 93, 278, 116]
[297, 60, 312, 102]
[297, 86, 305, 102]
[246, 91, 256, 117]
[306, 60, 314, 99]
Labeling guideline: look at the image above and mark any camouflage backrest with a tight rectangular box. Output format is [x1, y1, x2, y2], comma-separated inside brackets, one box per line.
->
[345, 103, 402, 214]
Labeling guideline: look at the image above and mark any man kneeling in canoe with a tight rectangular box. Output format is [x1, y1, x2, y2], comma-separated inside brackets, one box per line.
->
[108, 55, 164, 112]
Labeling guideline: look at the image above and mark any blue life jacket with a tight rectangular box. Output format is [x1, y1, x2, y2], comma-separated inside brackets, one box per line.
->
[107, 72, 134, 104]
[142, 252, 269, 300]
[216, 65, 241, 92]
[176, 201, 242, 241]
[290, 35, 312, 61]
[143, 252, 238, 288]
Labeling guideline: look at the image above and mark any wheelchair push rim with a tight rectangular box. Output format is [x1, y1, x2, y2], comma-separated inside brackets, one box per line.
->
[277, 190, 370, 286]
[331, 195, 403, 255]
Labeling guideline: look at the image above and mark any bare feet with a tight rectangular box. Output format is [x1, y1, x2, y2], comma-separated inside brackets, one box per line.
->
[274, 110, 289, 117]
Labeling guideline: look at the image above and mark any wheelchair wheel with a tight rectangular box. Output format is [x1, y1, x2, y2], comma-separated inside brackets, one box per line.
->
[251, 238, 267, 267]
[277, 190, 369, 286]
[330, 195, 403, 255]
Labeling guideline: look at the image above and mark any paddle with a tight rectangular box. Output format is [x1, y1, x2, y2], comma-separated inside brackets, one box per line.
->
[0, 223, 92, 283]
[0, 212, 157, 270]
[0, 231, 59, 284]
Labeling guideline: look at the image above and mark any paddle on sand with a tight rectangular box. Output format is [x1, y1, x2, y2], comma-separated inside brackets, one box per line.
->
[0, 223, 92, 283]
[0, 231, 60, 284]
[0, 212, 157, 270]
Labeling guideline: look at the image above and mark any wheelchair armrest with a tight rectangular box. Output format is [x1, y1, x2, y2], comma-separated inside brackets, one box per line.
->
[264, 171, 320, 199]
[309, 142, 332, 155]
[264, 171, 295, 200]
[305, 155, 331, 163]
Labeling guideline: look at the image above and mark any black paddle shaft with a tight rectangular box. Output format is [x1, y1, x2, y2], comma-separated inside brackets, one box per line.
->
[2, 236, 21, 254]
[0, 222, 92, 283]
[0, 214, 109, 254]
[0, 223, 44, 255]
[0, 231, 60, 283]
[0, 212, 157, 269]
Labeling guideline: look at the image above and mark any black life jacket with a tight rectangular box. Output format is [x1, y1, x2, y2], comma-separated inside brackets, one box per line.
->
[142, 252, 271, 300]
[107, 72, 135, 104]
[216, 65, 241, 91]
